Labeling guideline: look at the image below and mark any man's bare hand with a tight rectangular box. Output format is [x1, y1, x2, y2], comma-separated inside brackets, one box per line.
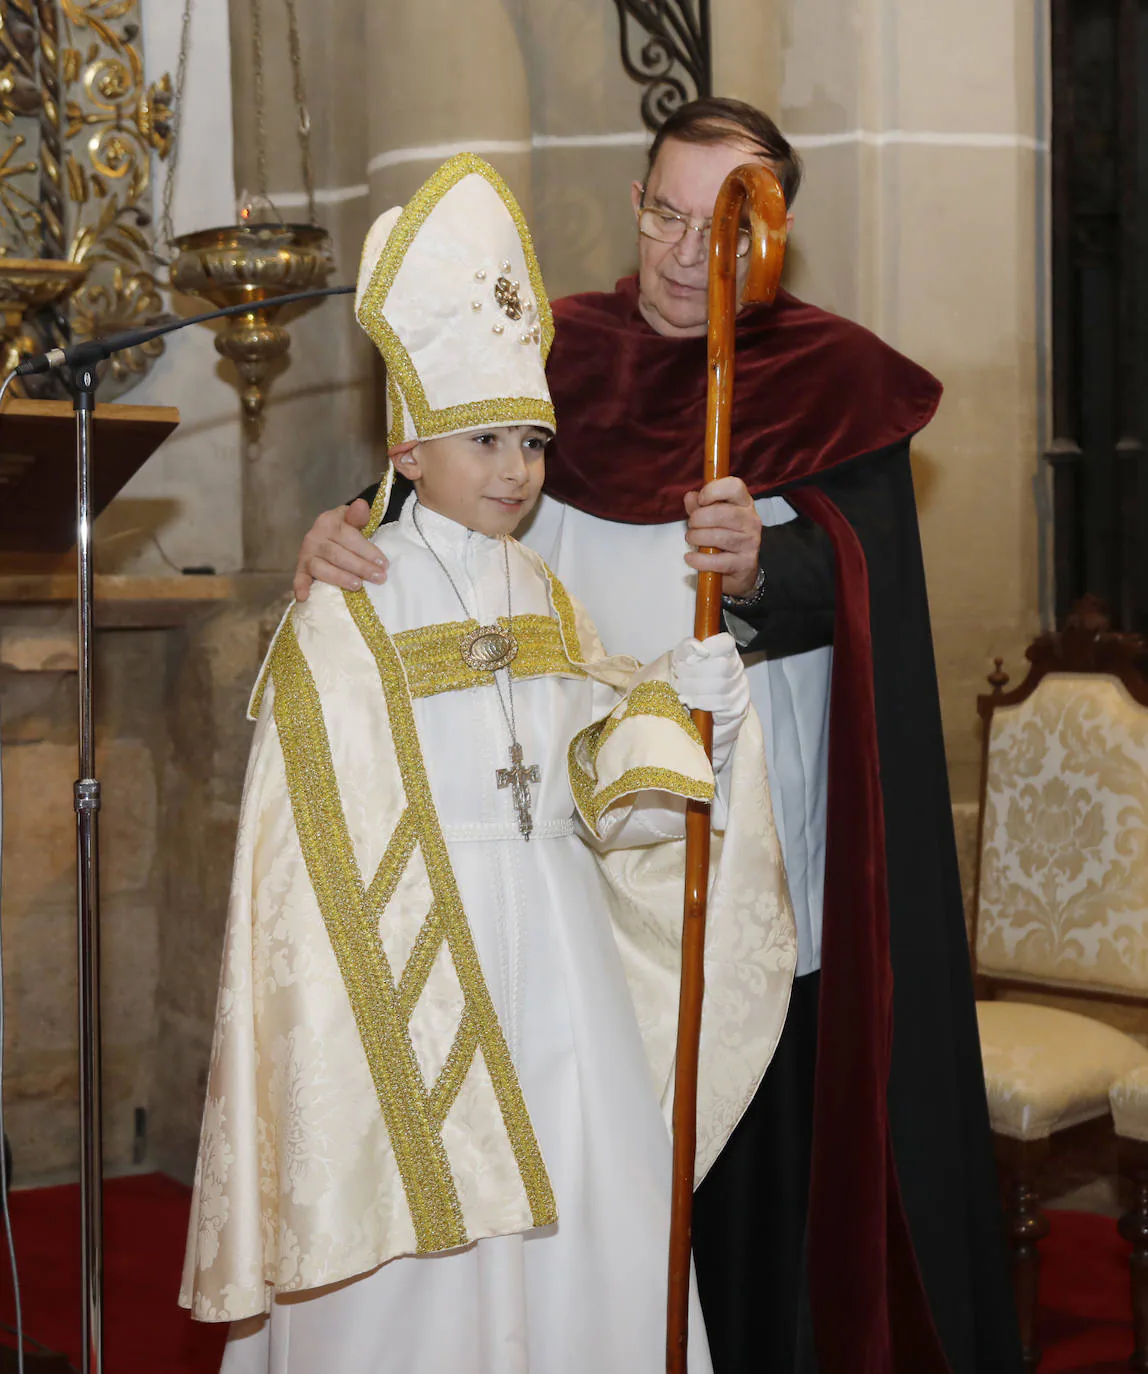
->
[683, 477, 762, 598]
[293, 498, 388, 602]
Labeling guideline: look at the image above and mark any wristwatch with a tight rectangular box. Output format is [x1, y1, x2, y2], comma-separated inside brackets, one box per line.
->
[722, 566, 767, 610]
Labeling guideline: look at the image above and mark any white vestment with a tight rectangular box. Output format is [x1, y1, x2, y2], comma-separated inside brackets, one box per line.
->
[183, 499, 795, 1374]
[521, 493, 832, 977]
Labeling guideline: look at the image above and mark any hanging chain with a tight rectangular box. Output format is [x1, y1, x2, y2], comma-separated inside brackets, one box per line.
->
[159, 0, 316, 233]
[281, 0, 317, 224]
[159, 0, 195, 255]
[250, 0, 269, 201]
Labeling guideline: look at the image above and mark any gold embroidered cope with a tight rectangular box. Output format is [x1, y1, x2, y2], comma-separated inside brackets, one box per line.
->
[270, 592, 557, 1254]
[183, 541, 798, 1324]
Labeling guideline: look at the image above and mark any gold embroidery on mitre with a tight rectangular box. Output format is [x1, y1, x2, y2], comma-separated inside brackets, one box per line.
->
[356, 153, 556, 443]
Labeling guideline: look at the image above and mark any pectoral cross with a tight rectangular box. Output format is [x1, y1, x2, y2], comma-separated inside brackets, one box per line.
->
[497, 742, 541, 840]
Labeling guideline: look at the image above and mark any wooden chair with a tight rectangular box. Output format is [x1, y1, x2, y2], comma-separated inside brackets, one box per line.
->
[971, 598, 1148, 1371]
[1110, 1068, 1148, 1369]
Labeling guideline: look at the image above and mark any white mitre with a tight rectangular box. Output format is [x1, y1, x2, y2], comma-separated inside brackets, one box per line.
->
[355, 153, 555, 450]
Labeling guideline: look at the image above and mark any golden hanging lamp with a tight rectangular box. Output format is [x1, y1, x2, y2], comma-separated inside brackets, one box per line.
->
[166, 0, 333, 436]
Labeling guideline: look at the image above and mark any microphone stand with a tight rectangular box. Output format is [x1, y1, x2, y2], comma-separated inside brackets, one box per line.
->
[73, 362, 102, 1374]
[11, 283, 353, 1374]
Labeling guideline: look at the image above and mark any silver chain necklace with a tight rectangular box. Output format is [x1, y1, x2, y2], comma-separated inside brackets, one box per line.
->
[411, 503, 540, 839]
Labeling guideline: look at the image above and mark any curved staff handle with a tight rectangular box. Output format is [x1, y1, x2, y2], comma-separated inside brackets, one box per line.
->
[667, 162, 788, 1374]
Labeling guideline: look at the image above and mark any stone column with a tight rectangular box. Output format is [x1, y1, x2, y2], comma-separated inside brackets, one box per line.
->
[228, 0, 378, 573]
[772, 0, 1044, 801]
[712, 0, 783, 114]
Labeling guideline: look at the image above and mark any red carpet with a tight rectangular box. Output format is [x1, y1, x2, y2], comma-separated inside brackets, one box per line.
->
[0, 1174, 225, 1373]
[0, 1179, 1135, 1371]
[1038, 1208, 1135, 1372]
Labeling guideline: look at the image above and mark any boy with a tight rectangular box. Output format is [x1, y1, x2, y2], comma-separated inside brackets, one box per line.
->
[180, 154, 795, 1373]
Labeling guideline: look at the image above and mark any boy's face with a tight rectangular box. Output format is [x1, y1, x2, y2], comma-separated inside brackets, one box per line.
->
[399, 425, 550, 537]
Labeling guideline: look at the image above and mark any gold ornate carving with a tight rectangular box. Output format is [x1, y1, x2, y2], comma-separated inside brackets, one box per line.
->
[0, 0, 173, 394]
[0, 252, 86, 386]
[59, 0, 173, 393]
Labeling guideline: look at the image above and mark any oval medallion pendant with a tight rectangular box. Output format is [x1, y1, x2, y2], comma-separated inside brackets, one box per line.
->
[461, 624, 519, 672]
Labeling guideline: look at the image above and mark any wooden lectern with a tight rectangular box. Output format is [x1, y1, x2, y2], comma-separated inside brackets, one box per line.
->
[0, 395, 178, 1374]
[0, 397, 179, 563]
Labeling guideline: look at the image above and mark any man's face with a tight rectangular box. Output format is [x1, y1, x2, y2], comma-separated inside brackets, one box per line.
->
[631, 137, 777, 339]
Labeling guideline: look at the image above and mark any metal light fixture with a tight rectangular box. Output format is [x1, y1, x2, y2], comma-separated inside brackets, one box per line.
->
[163, 0, 333, 436]
[169, 220, 333, 434]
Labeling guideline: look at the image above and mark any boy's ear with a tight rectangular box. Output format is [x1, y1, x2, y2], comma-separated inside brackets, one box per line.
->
[397, 444, 424, 480]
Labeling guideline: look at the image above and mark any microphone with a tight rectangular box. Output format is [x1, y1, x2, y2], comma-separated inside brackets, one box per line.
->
[15, 283, 356, 377]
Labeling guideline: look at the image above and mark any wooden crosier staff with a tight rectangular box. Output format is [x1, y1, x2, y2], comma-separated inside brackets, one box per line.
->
[666, 161, 788, 1374]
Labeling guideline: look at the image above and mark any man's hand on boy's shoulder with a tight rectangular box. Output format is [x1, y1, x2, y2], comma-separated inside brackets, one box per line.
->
[293, 497, 388, 602]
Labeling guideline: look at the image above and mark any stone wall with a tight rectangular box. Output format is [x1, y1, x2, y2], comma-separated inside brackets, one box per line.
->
[709, 0, 1048, 802]
[150, 583, 287, 1182]
[2, 612, 167, 1179]
[0, 580, 284, 1186]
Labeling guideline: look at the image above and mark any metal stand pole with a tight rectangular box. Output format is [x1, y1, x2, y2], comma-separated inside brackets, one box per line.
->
[72, 364, 103, 1374]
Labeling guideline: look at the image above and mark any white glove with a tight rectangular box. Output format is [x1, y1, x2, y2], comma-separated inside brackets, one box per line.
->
[671, 632, 750, 772]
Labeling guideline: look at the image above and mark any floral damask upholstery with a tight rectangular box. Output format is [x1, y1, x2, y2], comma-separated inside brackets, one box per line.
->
[978, 1002, 1148, 1140]
[1110, 1064, 1148, 1144]
[976, 674, 1148, 997]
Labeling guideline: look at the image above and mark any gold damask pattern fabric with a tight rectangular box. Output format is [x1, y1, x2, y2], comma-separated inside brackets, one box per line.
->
[568, 678, 713, 835]
[597, 705, 797, 1179]
[275, 600, 556, 1249]
[1111, 1064, 1148, 1143]
[182, 586, 558, 1322]
[976, 674, 1148, 996]
[977, 1001, 1148, 1140]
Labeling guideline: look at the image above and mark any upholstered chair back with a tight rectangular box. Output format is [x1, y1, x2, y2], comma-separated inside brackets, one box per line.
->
[974, 671, 1148, 997]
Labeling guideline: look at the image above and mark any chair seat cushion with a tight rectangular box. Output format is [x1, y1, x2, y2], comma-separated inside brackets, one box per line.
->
[1110, 1064, 1148, 1142]
[977, 1000, 1148, 1140]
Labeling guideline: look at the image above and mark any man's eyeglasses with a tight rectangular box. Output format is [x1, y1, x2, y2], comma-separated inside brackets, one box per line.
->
[637, 202, 752, 259]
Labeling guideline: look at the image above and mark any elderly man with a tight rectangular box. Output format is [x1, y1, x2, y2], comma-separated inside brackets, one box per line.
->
[292, 99, 1021, 1374]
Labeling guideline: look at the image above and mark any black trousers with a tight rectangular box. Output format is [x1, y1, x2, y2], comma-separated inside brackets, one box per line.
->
[692, 970, 820, 1374]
